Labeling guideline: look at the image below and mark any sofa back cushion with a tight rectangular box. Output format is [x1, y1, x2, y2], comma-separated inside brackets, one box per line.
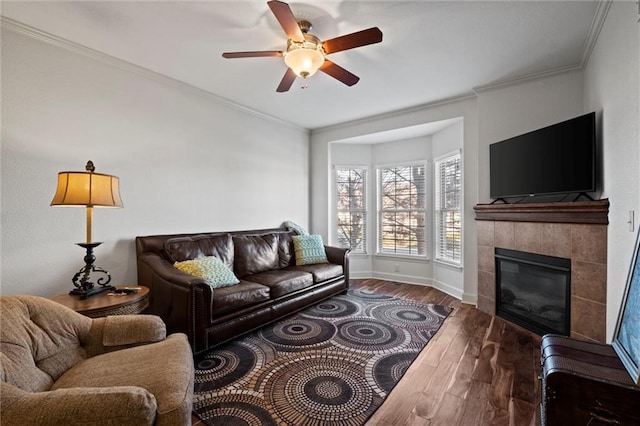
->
[233, 234, 279, 278]
[277, 231, 295, 268]
[164, 233, 234, 269]
[0, 295, 92, 392]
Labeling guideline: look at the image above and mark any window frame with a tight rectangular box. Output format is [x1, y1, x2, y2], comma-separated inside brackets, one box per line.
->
[334, 165, 369, 255]
[376, 161, 428, 259]
[434, 150, 463, 267]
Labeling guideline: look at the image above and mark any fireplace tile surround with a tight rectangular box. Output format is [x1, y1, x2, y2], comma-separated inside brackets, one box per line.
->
[475, 200, 609, 342]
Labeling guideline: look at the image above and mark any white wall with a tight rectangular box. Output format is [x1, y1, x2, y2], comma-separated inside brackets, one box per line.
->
[583, 1, 639, 341]
[1, 28, 309, 297]
[312, 97, 479, 301]
[476, 70, 584, 202]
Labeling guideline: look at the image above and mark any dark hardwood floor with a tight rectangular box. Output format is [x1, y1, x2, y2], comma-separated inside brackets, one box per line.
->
[193, 278, 542, 425]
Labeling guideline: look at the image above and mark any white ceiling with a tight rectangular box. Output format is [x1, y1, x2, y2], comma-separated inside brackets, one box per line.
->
[2, 1, 602, 130]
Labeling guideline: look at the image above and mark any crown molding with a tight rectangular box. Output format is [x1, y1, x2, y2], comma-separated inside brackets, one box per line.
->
[472, 65, 582, 94]
[312, 92, 476, 136]
[580, 0, 612, 68]
[0, 16, 307, 133]
[473, 0, 612, 94]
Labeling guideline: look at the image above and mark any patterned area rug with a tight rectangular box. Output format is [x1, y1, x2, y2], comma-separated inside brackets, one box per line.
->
[193, 290, 452, 426]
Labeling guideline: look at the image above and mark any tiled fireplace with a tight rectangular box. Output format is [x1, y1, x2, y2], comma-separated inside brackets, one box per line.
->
[474, 200, 609, 342]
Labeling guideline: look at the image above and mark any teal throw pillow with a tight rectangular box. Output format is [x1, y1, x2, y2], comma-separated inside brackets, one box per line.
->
[174, 256, 240, 289]
[292, 234, 329, 266]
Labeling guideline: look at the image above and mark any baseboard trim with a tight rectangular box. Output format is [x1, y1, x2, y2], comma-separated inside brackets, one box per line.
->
[350, 274, 481, 304]
[430, 279, 463, 300]
[461, 292, 478, 306]
[371, 272, 431, 286]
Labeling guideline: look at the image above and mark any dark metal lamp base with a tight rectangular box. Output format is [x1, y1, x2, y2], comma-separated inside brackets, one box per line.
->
[71, 242, 114, 300]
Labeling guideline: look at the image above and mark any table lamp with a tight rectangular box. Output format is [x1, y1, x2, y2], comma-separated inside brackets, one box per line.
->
[51, 160, 123, 299]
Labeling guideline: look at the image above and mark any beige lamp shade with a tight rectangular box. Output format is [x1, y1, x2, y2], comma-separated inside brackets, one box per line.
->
[51, 161, 123, 244]
[51, 170, 123, 208]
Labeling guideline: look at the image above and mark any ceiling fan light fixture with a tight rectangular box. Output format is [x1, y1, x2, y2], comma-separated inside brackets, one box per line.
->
[284, 36, 325, 78]
[222, 1, 383, 92]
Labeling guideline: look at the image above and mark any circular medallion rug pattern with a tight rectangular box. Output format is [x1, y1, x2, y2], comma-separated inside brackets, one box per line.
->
[194, 289, 452, 426]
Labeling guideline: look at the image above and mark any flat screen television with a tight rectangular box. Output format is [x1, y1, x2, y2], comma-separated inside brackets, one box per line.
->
[490, 112, 596, 200]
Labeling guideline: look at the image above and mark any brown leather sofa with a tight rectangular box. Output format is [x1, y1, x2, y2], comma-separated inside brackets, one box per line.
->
[136, 227, 350, 355]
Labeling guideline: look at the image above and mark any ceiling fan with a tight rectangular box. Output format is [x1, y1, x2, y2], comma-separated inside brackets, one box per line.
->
[222, 0, 383, 92]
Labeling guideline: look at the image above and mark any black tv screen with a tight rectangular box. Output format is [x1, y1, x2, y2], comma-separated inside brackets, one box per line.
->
[490, 112, 596, 199]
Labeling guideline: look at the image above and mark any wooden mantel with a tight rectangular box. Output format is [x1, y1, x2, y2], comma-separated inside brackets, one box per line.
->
[474, 199, 610, 225]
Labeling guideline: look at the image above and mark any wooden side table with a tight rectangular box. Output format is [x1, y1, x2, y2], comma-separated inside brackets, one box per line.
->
[50, 286, 150, 318]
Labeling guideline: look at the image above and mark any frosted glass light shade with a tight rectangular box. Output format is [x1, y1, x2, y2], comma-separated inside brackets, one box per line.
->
[284, 47, 325, 78]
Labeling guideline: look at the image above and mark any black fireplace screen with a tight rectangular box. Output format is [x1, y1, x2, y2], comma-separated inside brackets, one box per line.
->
[495, 248, 571, 336]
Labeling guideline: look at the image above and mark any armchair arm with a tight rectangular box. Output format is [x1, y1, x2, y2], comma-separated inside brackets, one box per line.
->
[1, 381, 157, 426]
[82, 315, 166, 357]
[102, 315, 166, 347]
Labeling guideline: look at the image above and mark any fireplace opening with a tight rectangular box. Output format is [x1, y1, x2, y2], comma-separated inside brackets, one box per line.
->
[495, 248, 571, 336]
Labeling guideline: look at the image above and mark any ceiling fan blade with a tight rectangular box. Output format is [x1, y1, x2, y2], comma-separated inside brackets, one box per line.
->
[276, 68, 297, 92]
[268, 0, 305, 42]
[320, 60, 360, 87]
[222, 51, 283, 59]
[322, 27, 383, 55]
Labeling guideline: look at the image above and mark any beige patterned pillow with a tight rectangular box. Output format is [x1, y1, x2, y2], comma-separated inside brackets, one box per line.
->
[174, 256, 240, 288]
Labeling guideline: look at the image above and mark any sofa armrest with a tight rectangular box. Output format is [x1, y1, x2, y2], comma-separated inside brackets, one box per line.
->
[138, 253, 206, 288]
[137, 252, 213, 353]
[325, 245, 350, 290]
[1, 381, 157, 426]
[324, 245, 350, 265]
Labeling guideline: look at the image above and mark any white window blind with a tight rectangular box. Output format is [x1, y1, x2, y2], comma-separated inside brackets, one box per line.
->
[335, 167, 367, 254]
[377, 164, 427, 257]
[435, 152, 462, 265]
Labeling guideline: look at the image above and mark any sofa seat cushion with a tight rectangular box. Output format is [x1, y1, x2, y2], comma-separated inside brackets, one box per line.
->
[244, 270, 314, 299]
[287, 263, 344, 283]
[51, 333, 194, 426]
[212, 281, 270, 316]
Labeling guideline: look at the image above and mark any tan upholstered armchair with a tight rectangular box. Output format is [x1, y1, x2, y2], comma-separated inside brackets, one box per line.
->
[0, 295, 194, 425]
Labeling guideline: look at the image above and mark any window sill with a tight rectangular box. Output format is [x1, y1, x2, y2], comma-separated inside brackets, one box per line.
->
[348, 253, 370, 259]
[434, 258, 463, 271]
[375, 253, 430, 262]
